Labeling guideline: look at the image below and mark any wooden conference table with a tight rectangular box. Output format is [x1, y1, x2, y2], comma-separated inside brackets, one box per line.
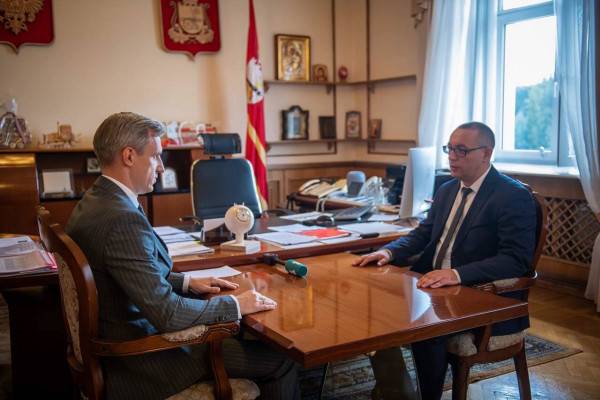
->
[0, 218, 527, 396]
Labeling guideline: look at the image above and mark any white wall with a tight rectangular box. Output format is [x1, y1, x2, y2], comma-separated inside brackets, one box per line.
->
[0, 0, 428, 164]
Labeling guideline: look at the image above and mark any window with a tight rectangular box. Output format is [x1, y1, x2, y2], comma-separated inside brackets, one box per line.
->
[495, 0, 570, 165]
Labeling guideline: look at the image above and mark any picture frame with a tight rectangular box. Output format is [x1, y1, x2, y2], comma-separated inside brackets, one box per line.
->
[281, 105, 309, 140]
[318, 116, 336, 139]
[86, 157, 101, 174]
[40, 169, 74, 199]
[368, 118, 382, 139]
[159, 167, 178, 191]
[275, 34, 311, 81]
[312, 64, 328, 82]
[345, 111, 362, 139]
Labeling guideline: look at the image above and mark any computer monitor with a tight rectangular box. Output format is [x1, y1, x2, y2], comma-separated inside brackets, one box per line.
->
[399, 147, 436, 219]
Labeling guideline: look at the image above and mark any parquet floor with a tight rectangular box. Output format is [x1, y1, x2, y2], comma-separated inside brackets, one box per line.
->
[442, 286, 600, 399]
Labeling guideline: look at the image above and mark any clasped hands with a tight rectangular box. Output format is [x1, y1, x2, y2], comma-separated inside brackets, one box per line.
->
[189, 277, 277, 316]
[352, 250, 460, 288]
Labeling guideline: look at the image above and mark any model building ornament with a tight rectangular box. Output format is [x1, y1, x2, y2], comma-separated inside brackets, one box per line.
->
[160, 0, 221, 58]
[0, 0, 54, 52]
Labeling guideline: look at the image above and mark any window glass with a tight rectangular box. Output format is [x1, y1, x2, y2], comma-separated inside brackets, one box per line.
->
[501, 15, 556, 153]
[502, 0, 551, 11]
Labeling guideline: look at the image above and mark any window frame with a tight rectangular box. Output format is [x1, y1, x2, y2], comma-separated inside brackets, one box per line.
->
[494, 1, 561, 165]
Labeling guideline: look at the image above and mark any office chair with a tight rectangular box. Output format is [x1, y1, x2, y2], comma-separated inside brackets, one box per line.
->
[37, 207, 259, 400]
[446, 187, 548, 400]
[182, 134, 262, 226]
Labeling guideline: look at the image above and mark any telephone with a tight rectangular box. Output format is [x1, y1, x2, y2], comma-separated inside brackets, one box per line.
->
[358, 176, 384, 198]
[299, 178, 347, 198]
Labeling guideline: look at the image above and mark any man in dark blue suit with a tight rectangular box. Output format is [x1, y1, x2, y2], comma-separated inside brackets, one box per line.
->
[353, 122, 537, 399]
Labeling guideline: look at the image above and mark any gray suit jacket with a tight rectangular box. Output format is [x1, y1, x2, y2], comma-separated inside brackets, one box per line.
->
[66, 176, 238, 399]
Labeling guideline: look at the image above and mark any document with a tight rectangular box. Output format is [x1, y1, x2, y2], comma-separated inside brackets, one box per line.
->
[0, 236, 37, 256]
[251, 232, 316, 246]
[0, 249, 56, 275]
[167, 241, 214, 257]
[298, 228, 351, 240]
[339, 222, 406, 235]
[368, 213, 400, 222]
[268, 224, 311, 233]
[280, 212, 332, 222]
[153, 226, 186, 236]
[160, 233, 196, 244]
[182, 265, 241, 279]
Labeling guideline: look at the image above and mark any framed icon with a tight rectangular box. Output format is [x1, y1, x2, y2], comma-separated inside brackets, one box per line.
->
[159, 167, 178, 191]
[40, 169, 74, 199]
[319, 116, 336, 139]
[368, 119, 382, 139]
[86, 157, 101, 174]
[345, 111, 361, 139]
[312, 64, 328, 82]
[281, 105, 309, 140]
[275, 34, 310, 81]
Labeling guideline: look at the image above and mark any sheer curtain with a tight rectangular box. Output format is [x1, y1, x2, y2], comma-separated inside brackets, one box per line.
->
[555, 0, 600, 310]
[417, 0, 496, 168]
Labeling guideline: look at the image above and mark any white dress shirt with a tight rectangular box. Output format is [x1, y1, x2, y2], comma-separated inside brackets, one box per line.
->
[433, 165, 491, 282]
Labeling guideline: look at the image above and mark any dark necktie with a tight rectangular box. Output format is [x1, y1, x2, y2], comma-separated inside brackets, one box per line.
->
[433, 187, 473, 269]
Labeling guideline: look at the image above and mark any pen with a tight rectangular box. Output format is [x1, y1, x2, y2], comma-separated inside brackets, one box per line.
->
[360, 232, 379, 239]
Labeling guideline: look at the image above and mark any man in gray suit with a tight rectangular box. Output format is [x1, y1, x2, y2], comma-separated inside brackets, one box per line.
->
[66, 112, 300, 400]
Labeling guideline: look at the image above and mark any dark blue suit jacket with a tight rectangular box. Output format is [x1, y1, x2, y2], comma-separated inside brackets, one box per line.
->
[383, 166, 536, 335]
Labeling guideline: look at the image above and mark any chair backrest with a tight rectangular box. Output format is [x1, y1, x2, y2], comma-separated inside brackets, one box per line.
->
[191, 134, 262, 220]
[531, 190, 548, 273]
[37, 209, 103, 399]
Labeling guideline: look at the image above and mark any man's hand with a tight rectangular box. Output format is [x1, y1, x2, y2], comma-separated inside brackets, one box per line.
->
[352, 250, 391, 267]
[189, 277, 239, 295]
[417, 269, 460, 289]
[236, 290, 277, 315]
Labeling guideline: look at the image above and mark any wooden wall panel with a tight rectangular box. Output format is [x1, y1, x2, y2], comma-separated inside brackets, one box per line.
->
[41, 200, 79, 228]
[0, 153, 38, 235]
[151, 192, 193, 226]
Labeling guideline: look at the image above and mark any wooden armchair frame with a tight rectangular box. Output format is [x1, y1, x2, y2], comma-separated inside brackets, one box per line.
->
[37, 208, 240, 400]
[447, 188, 548, 400]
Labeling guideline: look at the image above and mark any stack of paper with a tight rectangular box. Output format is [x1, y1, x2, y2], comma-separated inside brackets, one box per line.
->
[0, 236, 56, 275]
[251, 232, 316, 246]
[298, 228, 350, 240]
[166, 241, 214, 257]
[339, 222, 408, 235]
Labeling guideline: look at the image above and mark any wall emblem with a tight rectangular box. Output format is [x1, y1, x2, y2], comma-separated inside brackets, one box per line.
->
[0, 0, 54, 52]
[160, 0, 221, 58]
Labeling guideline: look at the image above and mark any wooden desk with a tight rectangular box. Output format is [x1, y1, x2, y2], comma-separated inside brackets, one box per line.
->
[0, 236, 71, 399]
[224, 253, 528, 368]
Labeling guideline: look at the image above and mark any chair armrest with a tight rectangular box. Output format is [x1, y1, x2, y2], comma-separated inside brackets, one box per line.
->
[180, 215, 203, 225]
[91, 321, 240, 357]
[472, 274, 536, 295]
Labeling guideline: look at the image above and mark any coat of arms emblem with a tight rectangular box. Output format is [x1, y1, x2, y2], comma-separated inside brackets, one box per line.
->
[160, 0, 221, 58]
[0, 0, 54, 52]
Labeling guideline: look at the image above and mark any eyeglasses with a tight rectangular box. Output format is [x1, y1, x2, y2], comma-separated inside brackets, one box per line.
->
[442, 144, 487, 158]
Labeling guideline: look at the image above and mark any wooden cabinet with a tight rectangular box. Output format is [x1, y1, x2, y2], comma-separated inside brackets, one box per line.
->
[0, 147, 201, 234]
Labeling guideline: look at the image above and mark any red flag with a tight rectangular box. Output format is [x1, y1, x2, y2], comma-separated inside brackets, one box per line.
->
[245, 0, 268, 208]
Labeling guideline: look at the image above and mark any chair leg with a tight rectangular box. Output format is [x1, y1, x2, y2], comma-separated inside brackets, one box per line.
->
[318, 362, 329, 400]
[450, 359, 470, 400]
[513, 345, 532, 400]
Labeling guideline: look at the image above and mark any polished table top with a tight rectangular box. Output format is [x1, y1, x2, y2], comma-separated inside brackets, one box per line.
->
[223, 252, 528, 367]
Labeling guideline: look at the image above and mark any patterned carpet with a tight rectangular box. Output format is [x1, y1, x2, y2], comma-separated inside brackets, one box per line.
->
[299, 335, 581, 400]
[0, 294, 580, 400]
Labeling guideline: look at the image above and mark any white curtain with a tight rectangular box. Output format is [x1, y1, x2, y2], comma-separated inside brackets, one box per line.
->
[555, 0, 600, 310]
[417, 0, 496, 168]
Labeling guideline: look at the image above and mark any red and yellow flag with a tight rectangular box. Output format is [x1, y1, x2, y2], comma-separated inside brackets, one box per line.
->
[245, 0, 268, 208]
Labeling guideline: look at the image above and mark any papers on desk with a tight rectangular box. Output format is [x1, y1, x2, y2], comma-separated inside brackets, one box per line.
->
[182, 265, 240, 279]
[279, 211, 331, 222]
[298, 228, 350, 240]
[154, 226, 214, 257]
[0, 236, 37, 256]
[367, 213, 400, 222]
[268, 224, 311, 233]
[166, 241, 214, 257]
[339, 222, 409, 235]
[153, 226, 185, 236]
[251, 232, 316, 246]
[0, 236, 56, 274]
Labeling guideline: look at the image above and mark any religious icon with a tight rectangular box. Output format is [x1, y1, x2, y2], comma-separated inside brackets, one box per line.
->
[276, 34, 310, 81]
